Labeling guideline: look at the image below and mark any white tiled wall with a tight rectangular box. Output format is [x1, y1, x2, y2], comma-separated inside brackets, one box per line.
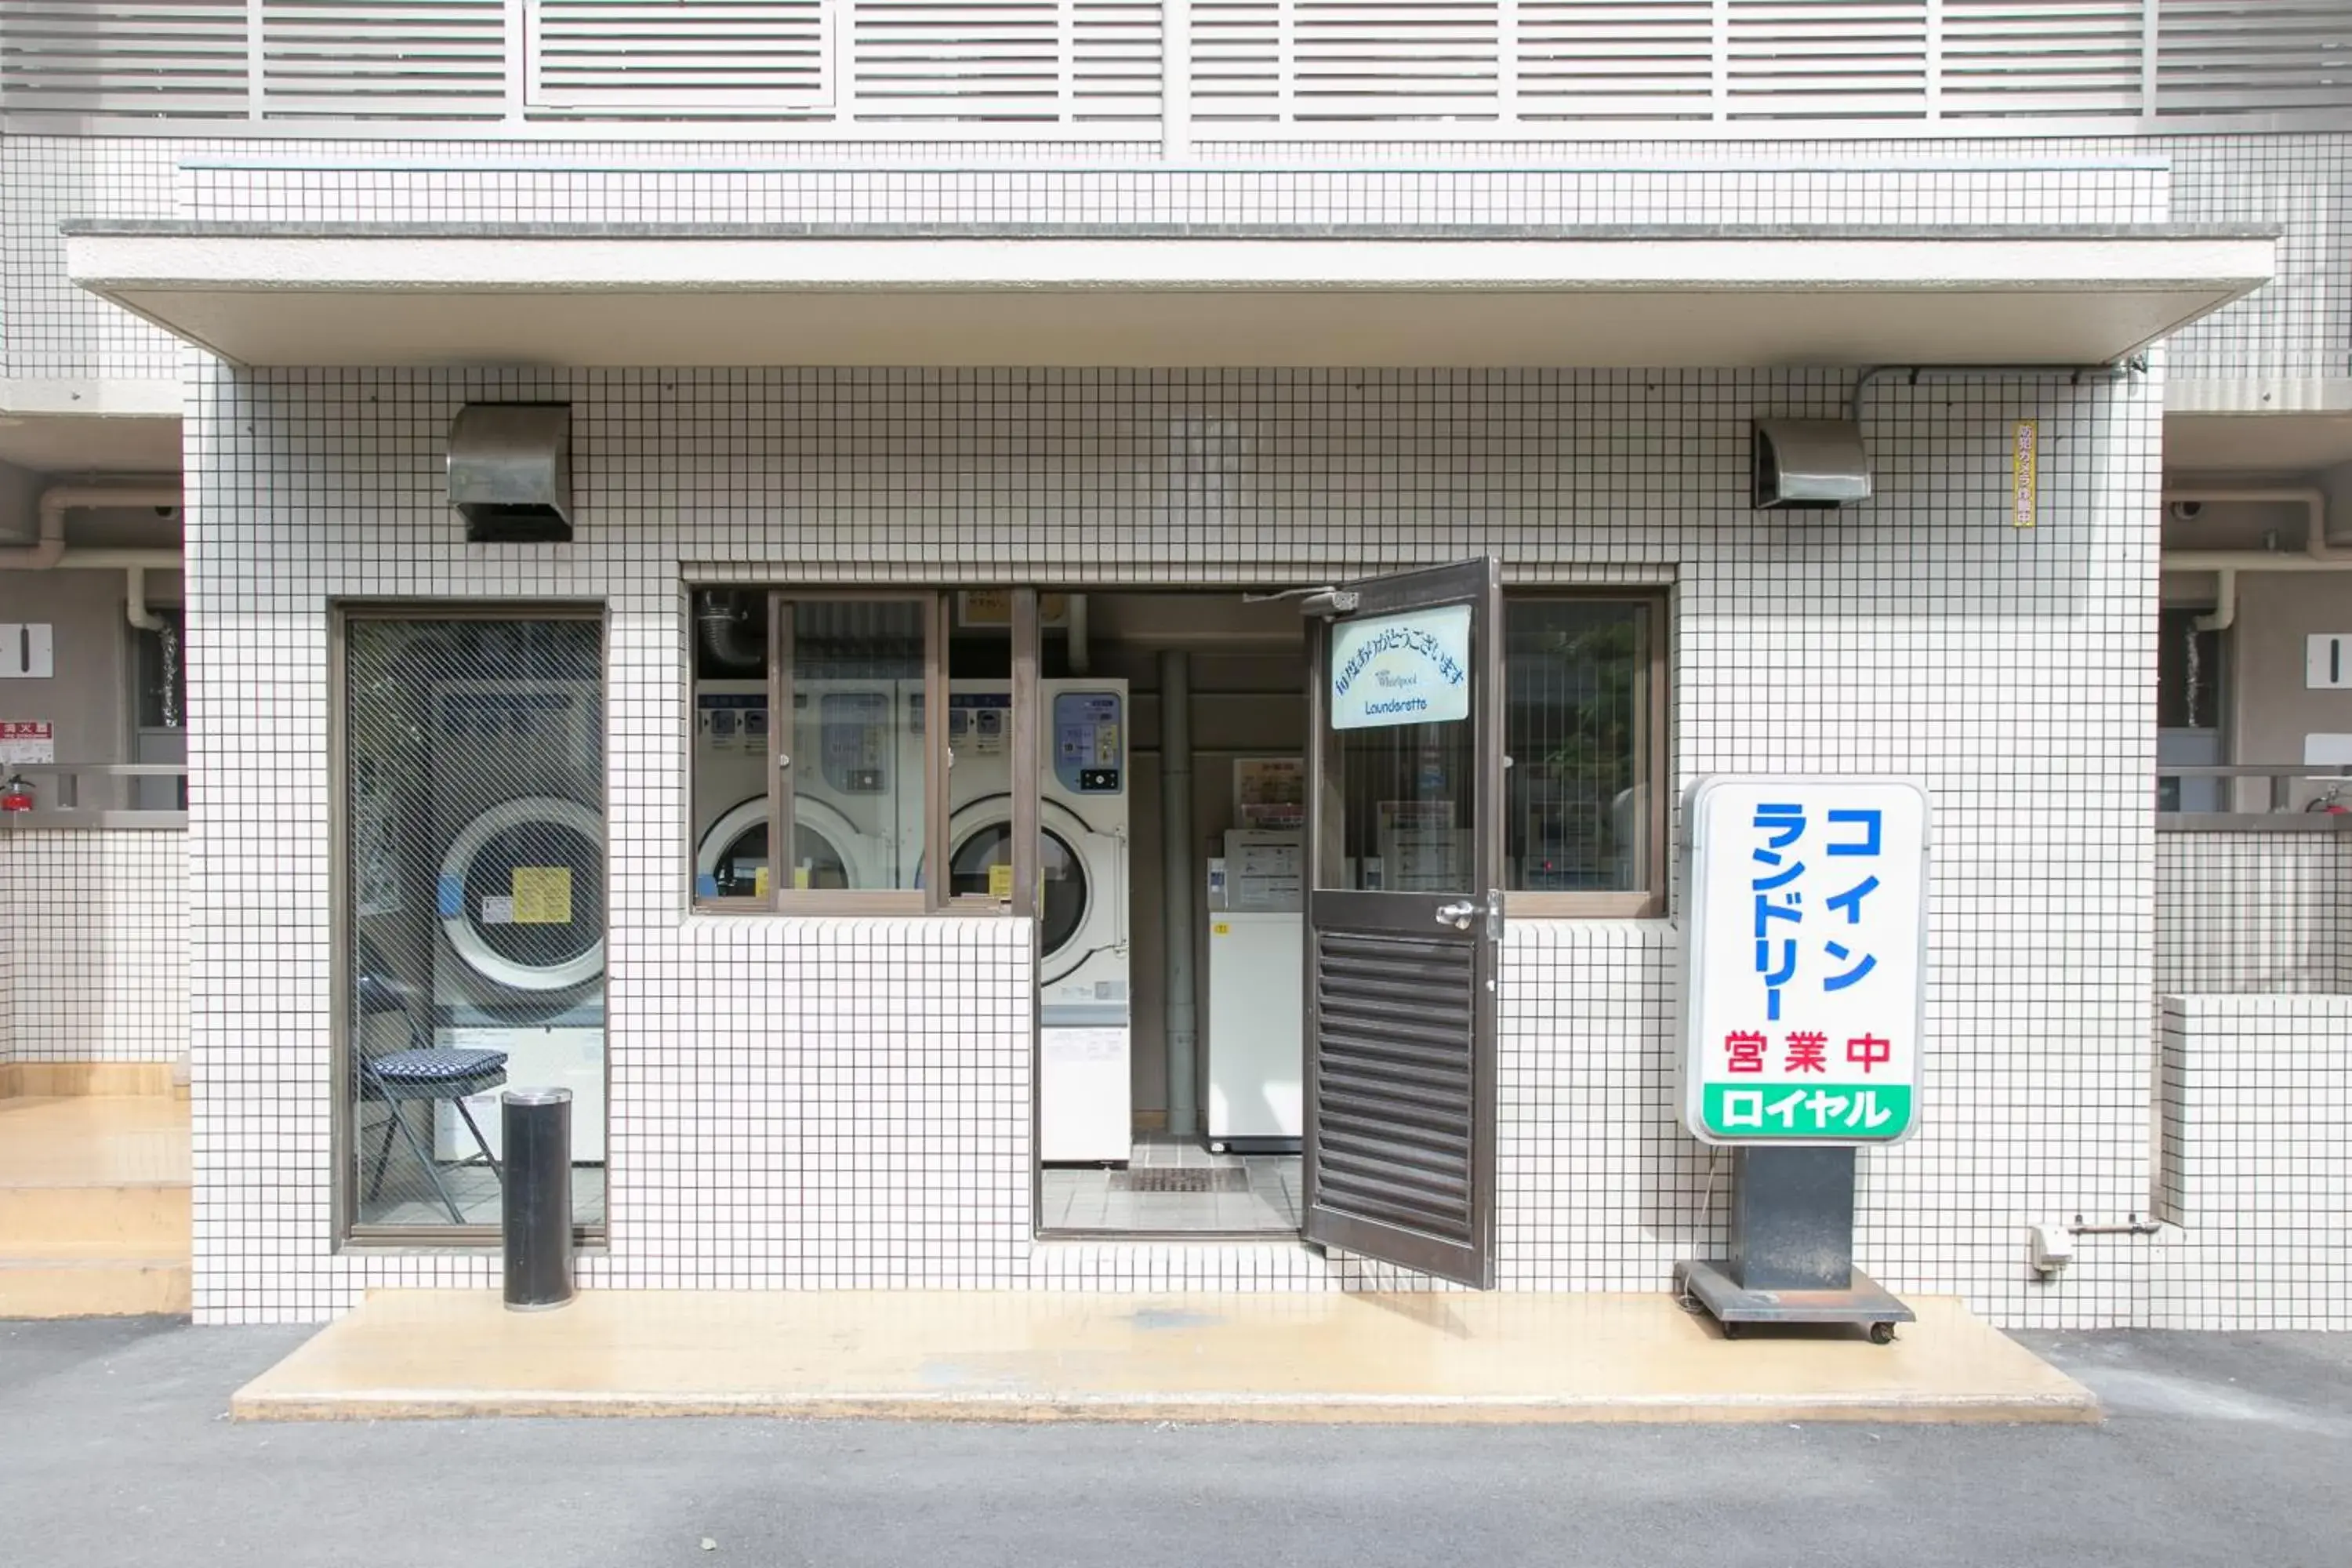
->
[2154, 994, 2352, 1329]
[184, 343, 2160, 1323]
[0, 128, 2333, 1327]
[0, 829, 188, 1065]
[2155, 833, 2350, 994]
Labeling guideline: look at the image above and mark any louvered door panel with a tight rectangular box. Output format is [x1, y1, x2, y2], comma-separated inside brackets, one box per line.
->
[2156, 2, 2352, 116]
[527, 0, 833, 110]
[845, 0, 1159, 122]
[0, 1, 250, 118]
[260, 1, 507, 119]
[1726, 0, 1929, 120]
[1515, 1, 1714, 122]
[1943, 1, 2144, 118]
[1310, 931, 1477, 1252]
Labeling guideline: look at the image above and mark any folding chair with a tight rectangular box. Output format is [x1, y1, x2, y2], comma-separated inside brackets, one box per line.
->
[355, 974, 508, 1225]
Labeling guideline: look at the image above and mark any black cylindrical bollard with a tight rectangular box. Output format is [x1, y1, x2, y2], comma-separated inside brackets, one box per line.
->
[502, 1087, 575, 1312]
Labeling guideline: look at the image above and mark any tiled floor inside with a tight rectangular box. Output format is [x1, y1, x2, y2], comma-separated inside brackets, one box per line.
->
[1042, 1134, 1301, 1234]
[360, 1162, 607, 1229]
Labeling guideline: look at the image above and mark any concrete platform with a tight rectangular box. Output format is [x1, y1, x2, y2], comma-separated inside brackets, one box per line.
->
[233, 1288, 2098, 1425]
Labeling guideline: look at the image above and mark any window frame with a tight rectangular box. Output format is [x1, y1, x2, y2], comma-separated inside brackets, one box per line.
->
[1497, 590, 1671, 921]
[329, 598, 612, 1251]
[692, 587, 1004, 918]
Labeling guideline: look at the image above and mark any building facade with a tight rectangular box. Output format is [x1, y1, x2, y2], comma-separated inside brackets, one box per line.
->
[1, 5, 2348, 1329]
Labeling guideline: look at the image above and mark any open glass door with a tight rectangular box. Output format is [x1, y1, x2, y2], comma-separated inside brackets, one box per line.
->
[1302, 559, 1502, 1287]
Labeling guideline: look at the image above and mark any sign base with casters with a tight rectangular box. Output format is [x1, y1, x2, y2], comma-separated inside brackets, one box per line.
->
[1673, 1148, 1915, 1345]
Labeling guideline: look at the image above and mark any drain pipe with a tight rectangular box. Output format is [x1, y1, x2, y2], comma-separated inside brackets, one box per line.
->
[1066, 593, 1091, 676]
[0, 485, 183, 630]
[2162, 487, 2337, 633]
[1160, 648, 1198, 1140]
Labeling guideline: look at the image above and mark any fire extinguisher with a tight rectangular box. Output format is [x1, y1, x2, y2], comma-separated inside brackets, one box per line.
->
[0, 774, 33, 815]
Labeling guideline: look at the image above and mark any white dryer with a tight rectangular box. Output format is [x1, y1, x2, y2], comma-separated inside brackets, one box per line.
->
[423, 678, 608, 1162]
[691, 678, 906, 896]
[919, 680, 1132, 1163]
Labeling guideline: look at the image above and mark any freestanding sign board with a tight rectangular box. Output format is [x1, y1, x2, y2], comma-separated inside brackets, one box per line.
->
[1683, 776, 1930, 1148]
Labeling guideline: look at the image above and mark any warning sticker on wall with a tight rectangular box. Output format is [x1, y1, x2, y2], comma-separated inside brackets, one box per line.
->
[0, 721, 53, 765]
[510, 866, 573, 925]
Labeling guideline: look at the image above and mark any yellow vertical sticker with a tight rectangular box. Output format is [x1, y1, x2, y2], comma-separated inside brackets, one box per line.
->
[988, 862, 1014, 900]
[510, 866, 573, 925]
[793, 865, 811, 891]
[2012, 419, 2038, 529]
[753, 866, 771, 898]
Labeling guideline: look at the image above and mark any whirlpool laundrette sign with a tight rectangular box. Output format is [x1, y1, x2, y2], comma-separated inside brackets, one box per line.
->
[1329, 604, 1472, 730]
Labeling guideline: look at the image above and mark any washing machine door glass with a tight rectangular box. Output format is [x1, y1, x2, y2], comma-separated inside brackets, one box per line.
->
[449, 802, 604, 990]
[949, 825, 1087, 956]
[708, 822, 852, 894]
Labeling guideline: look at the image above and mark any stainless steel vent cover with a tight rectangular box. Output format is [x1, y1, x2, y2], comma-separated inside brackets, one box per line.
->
[1751, 417, 1872, 510]
[448, 404, 573, 543]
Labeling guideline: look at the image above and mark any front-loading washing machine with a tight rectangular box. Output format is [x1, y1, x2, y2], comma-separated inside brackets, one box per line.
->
[691, 678, 909, 896]
[423, 678, 608, 1162]
[915, 679, 1131, 1163]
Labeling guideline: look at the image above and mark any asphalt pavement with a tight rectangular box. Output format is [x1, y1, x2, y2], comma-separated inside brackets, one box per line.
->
[2, 1314, 2347, 1567]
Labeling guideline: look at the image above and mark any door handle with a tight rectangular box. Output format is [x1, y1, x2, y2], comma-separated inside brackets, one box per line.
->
[1435, 894, 1505, 939]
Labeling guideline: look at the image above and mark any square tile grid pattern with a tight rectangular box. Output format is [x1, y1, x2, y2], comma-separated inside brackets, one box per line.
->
[180, 340, 2166, 1325]
[0, 139, 2318, 1327]
[0, 829, 189, 1065]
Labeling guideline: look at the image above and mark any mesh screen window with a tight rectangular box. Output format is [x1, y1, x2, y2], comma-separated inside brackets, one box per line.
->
[1504, 598, 1659, 898]
[342, 612, 607, 1235]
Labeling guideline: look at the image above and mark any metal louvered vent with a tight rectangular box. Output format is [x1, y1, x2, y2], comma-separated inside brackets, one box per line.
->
[527, 0, 834, 111]
[1726, 0, 1929, 121]
[263, 0, 508, 120]
[0, 1, 252, 119]
[1515, 1, 1715, 122]
[2154, 1, 2352, 117]
[5, 0, 2352, 129]
[1943, 0, 2145, 118]
[845, 0, 1162, 122]
[1311, 930, 1476, 1249]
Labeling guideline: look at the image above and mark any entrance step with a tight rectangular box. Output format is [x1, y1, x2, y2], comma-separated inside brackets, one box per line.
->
[233, 1288, 2100, 1425]
[0, 1088, 191, 1319]
[0, 1184, 190, 1257]
[0, 1257, 190, 1318]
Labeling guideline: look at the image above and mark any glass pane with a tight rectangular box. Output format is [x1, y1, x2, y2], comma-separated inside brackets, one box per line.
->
[134, 608, 185, 731]
[691, 589, 770, 900]
[344, 616, 606, 1232]
[2158, 607, 2221, 731]
[1504, 601, 1653, 895]
[952, 823, 1087, 953]
[789, 599, 924, 893]
[1321, 602, 1479, 893]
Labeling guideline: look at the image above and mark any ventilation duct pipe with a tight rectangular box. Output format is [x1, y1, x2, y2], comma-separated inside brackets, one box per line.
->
[0, 484, 183, 630]
[695, 590, 765, 672]
[1160, 649, 1198, 1138]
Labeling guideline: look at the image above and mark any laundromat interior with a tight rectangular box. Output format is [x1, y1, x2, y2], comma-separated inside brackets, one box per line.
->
[693, 588, 1319, 1235]
[677, 584, 1644, 1240]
